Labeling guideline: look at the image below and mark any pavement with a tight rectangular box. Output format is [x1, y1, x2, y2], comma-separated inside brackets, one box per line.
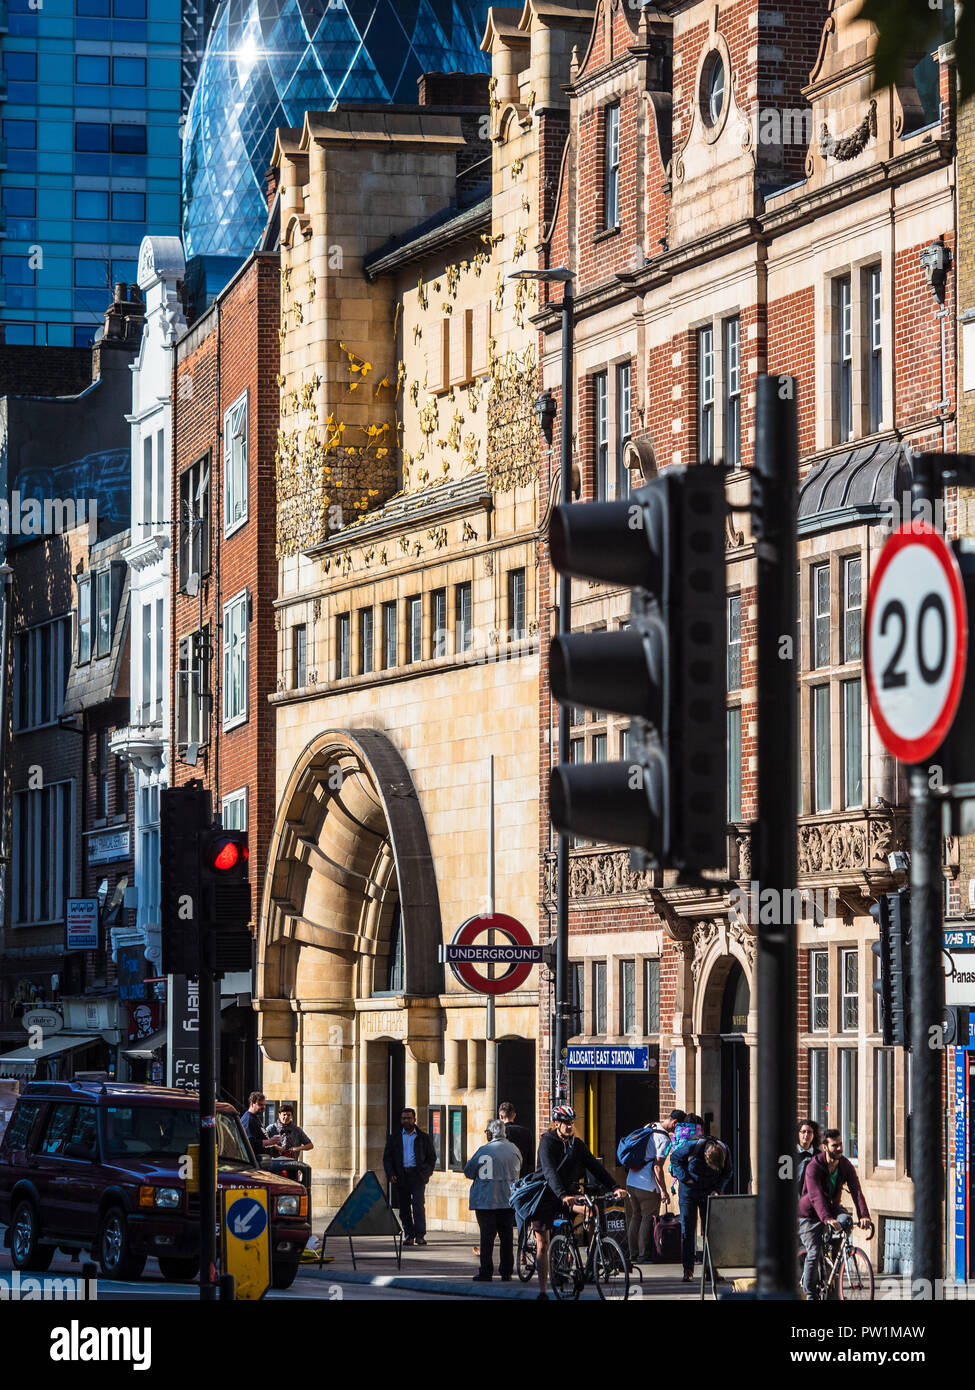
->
[299, 1229, 753, 1300]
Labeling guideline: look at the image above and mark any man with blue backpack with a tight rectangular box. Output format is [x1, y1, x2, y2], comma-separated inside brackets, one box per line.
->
[617, 1109, 685, 1263]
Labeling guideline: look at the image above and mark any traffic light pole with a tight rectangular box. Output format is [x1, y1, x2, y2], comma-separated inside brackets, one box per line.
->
[554, 278, 574, 1104]
[753, 375, 798, 1297]
[199, 960, 219, 1301]
[909, 452, 945, 1293]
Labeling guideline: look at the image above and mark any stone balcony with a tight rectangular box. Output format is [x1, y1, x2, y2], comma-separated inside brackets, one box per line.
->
[111, 717, 166, 775]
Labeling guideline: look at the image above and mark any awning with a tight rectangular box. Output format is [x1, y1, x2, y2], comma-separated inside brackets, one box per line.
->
[121, 1028, 166, 1061]
[0, 1034, 100, 1076]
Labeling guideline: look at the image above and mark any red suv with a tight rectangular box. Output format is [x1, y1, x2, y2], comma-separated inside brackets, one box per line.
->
[0, 1081, 311, 1289]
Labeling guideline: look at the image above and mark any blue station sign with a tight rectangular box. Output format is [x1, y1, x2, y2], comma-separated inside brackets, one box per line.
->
[566, 1045, 650, 1072]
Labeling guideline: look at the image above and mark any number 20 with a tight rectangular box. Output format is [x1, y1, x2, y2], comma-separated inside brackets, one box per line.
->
[880, 593, 948, 689]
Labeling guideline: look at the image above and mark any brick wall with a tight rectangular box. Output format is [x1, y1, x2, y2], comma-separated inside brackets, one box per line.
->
[171, 254, 280, 913]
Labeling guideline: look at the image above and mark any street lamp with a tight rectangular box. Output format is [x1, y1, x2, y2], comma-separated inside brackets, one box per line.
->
[510, 266, 575, 1103]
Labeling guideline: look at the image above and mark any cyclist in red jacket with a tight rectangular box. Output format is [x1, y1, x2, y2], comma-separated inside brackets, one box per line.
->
[798, 1128, 873, 1298]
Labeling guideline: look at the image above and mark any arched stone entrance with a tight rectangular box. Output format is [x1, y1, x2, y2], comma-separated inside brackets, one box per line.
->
[692, 931, 757, 1193]
[256, 727, 445, 1214]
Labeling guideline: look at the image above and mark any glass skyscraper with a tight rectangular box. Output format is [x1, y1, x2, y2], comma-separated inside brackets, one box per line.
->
[182, 0, 492, 259]
[0, 0, 183, 346]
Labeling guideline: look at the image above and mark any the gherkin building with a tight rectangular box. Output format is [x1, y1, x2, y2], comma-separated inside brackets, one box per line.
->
[182, 0, 493, 258]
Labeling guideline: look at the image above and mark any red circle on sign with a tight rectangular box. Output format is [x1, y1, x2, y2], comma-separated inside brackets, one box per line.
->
[452, 914, 534, 994]
[865, 522, 968, 764]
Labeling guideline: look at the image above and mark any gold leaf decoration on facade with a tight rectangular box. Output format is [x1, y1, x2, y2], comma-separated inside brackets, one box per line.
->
[462, 520, 478, 542]
[417, 277, 428, 310]
[510, 156, 524, 177]
[486, 344, 540, 493]
[379, 547, 388, 566]
[445, 263, 460, 297]
[427, 526, 448, 550]
[494, 272, 505, 310]
[413, 324, 422, 343]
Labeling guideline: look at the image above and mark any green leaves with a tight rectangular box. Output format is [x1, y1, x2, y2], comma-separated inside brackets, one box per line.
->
[854, 0, 975, 102]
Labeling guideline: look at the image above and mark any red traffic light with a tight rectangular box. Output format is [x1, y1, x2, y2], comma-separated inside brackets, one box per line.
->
[209, 836, 248, 872]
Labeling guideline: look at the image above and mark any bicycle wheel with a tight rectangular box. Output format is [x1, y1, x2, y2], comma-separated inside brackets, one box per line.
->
[518, 1225, 537, 1282]
[840, 1247, 874, 1301]
[549, 1234, 581, 1301]
[594, 1236, 630, 1302]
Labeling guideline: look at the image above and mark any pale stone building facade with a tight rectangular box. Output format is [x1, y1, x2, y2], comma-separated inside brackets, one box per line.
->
[257, 48, 567, 1227]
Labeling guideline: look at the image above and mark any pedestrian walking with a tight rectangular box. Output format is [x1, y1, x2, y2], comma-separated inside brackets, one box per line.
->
[498, 1101, 533, 1178]
[624, 1111, 682, 1262]
[668, 1135, 733, 1283]
[796, 1118, 822, 1193]
[464, 1119, 522, 1281]
[382, 1106, 436, 1247]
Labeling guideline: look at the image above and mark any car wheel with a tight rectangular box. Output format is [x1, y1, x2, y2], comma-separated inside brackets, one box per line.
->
[156, 1255, 199, 1282]
[10, 1199, 54, 1272]
[97, 1207, 146, 1281]
[271, 1260, 299, 1290]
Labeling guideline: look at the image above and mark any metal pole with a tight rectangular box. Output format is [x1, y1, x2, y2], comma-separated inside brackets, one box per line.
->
[0, 572, 12, 934]
[753, 374, 798, 1297]
[199, 963, 219, 1300]
[554, 281, 574, 1103]
[486, 753, 495, 1041]
[909, 452, 945, 1293]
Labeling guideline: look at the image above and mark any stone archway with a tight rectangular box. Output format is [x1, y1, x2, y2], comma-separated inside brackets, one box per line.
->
[255, 727, 445, 1211]
[691, 927, 757, 1192]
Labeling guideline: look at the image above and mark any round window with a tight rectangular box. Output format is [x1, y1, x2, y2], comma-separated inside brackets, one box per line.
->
[702, 50, 726, 127]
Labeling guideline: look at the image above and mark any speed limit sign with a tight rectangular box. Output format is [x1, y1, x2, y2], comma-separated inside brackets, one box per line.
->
[865, 522, 968, 763]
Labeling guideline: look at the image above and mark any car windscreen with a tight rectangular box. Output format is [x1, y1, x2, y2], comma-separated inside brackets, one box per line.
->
[104, 1106, 252, 1163]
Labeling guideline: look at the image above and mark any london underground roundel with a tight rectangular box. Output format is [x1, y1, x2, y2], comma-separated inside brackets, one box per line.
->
[446, 914, 541, 995]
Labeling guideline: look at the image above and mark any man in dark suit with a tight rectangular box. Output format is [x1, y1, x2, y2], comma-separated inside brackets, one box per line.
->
[498, 1101, 533, 1178]
[382, 1107, 437, 1246]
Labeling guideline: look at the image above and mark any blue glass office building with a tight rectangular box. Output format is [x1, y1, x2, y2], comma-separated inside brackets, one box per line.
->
[0, 0, 183, 346]
[182, 0, 492, 259]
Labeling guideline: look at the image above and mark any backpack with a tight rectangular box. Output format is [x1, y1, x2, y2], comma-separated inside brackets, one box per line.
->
[672, 1121, 703, 1148]
[797, 1151, 814, 1194]
[509, 1173, 548, 1221]
[617, 1123, 670, 1171]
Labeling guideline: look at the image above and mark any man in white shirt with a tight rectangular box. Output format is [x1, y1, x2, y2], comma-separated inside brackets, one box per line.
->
[625, 1111, 682, 1263]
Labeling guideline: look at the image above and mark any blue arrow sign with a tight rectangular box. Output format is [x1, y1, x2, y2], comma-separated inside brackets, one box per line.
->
[226, 1195, 267, 1240]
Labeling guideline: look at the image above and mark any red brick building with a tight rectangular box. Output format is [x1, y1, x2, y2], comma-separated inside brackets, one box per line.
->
[170, 251, 280, 1105]
[526, 0, 956, 1269]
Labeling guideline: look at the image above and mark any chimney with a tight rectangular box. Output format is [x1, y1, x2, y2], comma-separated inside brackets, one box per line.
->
[99, 280, 146, 348]
[265, 165, 280, 211]
[417, 71, 490, 107]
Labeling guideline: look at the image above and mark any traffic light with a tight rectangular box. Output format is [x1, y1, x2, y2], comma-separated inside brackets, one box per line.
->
[160, 782, 211, 976]
[548, 465, 727, 871]
[871, 888, 911, 1048]
[199, 827, 252, 973]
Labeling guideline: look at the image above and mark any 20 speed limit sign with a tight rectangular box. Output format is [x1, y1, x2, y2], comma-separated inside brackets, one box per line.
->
[865, 522, 968, 763]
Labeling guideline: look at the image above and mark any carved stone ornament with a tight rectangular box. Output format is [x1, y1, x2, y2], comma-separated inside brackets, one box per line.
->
[798, 819, 867, 874]
[483, 553, 494, 577]
[736, 832, 752, 880]
[312, 599, 322, 621]
[725, 513, 745, 550]
[565, 850, 655, 900]
[690, 920, 719, 983]
[729, 918, 756, 969]
[820, 100, 877, 162]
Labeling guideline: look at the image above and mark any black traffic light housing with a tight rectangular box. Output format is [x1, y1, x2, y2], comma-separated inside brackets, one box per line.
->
[199, 828, 252, 974]
[548, 465, 726, 871]
[871, 888, 911, 1048]
[160, 781, 211, 977]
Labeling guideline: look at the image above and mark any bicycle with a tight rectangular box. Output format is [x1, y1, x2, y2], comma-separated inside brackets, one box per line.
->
[800, 1212, 875, 1301]
[549, 1192, 631, 1301]
[517, 1221, 537, 1282]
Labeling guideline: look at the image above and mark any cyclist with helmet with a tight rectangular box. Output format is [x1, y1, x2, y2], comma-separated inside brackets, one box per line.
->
[532, 1104, 626, 1300]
